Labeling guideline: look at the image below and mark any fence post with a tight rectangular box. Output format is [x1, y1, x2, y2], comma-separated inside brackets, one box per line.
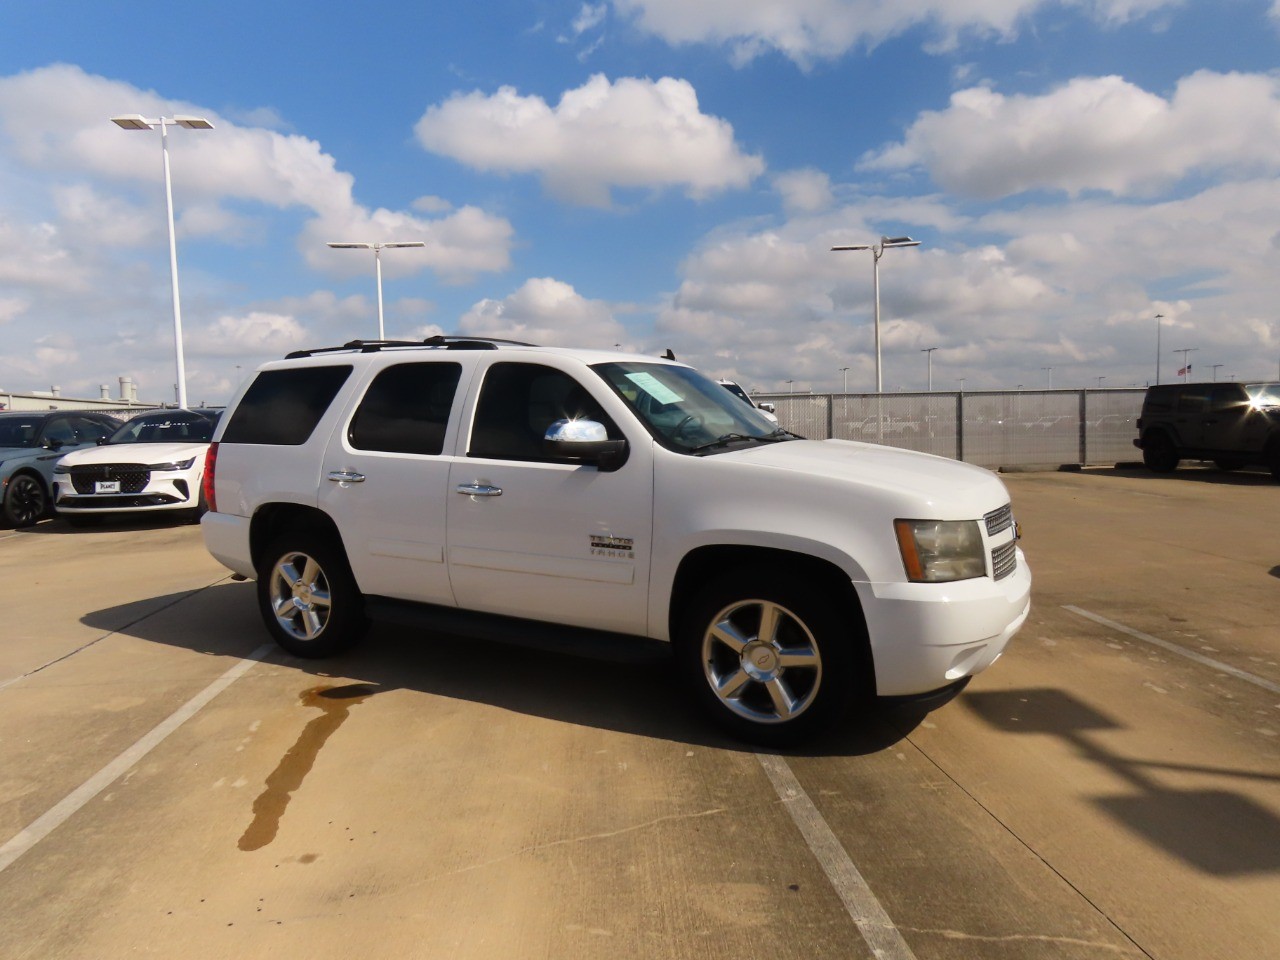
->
[956, 391, 965, 462]
[1078, 389, 1088, 465]
[826, 394, 834, 440]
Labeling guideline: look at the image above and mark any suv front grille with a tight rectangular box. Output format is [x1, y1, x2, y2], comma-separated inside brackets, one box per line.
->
[69, 464, 150, 494]
[984, 503, 1013, 537]
[991, 540, 1017, 581]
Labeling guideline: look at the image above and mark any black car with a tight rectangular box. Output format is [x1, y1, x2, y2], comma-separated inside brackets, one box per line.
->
[0, 410, 122, 526]
[1133, 381, 1280, 479]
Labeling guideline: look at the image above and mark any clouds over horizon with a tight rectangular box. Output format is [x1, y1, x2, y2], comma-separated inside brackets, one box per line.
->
[415, 74, 764, 207]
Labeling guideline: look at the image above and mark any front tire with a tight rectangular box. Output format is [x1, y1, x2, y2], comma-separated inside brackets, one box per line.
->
[3, 473, 48, 528]
[675, 571, 870, 746]
[256, 533, 369, 658]
[1142, 431, 1179, 473]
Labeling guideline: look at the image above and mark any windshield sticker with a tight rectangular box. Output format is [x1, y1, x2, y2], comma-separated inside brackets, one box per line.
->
[626, 372, 683, 405]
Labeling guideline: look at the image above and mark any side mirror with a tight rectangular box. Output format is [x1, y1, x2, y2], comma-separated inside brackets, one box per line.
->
[43, 437, 66, 451]
[543, 419, 628, 473]
[757, 402, 776, 414]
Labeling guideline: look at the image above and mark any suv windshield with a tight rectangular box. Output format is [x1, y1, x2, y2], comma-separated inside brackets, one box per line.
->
[108, 412, 218, 444]
[593, 362, 789, 454]
[1244, 383, 1280, 408]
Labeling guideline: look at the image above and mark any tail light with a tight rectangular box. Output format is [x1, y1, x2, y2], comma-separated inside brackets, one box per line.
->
[201, 442, 218, 513]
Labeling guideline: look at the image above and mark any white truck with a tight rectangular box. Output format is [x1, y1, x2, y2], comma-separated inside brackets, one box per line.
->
[202, 336, 1030, 743]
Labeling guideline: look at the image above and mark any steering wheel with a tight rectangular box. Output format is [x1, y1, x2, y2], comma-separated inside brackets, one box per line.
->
[672, 414, 702, 442]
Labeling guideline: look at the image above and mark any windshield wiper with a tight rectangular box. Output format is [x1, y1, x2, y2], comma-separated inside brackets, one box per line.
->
[687, 429, 794, 453]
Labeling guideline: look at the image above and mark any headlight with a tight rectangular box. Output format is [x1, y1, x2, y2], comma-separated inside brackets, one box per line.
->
[148, 457, 198, 471]
[895, 519, 986, 583]
[53, 463, 71, 474]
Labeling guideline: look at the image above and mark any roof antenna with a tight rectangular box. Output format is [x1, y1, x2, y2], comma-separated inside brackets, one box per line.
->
[662, 348, 676, 360]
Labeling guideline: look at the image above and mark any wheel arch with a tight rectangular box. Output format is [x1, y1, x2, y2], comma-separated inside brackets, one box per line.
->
[248, 502, 344, 570]
[668, 544, 868, 647]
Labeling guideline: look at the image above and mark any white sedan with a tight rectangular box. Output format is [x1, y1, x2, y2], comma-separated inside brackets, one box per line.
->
[53, 409, 219, 526]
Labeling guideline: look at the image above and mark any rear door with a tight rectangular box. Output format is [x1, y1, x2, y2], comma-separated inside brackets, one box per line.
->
[1199, 385, 1255, 454]
[319, 359, 467, 606]
[446, 358, 654, 636]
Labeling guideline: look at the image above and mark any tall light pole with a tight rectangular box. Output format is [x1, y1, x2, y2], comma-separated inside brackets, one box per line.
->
[327, 241, 427, 340]
[111, 114, 213, 410]
[921, 347, 938, 391]
[1174, 348, 1197, 381]
[1210, 364, 1223, 381]
[1154, 313, 1165, 385]
[838, 366, 849, 393]
[831, 236, 921, 394]
[1043, 366, 1054, 389]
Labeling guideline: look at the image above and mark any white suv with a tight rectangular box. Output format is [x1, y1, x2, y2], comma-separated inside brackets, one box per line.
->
[202, 336, 1030, 744]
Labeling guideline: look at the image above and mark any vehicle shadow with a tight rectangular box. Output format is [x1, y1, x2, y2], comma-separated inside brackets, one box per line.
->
[23, 515, 200, 535]
[963, 687, 1280, 877]
[81, 581, 930, 759]
[1103, 464, 1277, 486]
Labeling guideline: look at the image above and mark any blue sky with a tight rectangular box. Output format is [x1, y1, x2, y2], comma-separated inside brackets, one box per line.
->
[2, 0, 1279, 403]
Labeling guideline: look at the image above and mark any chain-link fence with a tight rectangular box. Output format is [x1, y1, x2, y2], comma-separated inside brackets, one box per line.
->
[758, 389, 1145, 469]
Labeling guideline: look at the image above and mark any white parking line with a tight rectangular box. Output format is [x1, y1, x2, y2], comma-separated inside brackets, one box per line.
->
[1063, 605, 1280, 695]
[757, 753, 918, 960]
[0, 644, 273, 876]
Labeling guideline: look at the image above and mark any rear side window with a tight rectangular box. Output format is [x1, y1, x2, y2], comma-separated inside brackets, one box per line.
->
[348, 362, 462, 455]
[222, 366, 352, 445]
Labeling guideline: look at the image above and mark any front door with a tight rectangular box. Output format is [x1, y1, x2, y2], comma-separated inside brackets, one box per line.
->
[446, 360, 653, 636]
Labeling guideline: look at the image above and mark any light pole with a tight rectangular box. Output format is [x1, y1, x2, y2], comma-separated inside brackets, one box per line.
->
[786, 380, 795, 394]
[838, 367, 849, 393]
[831, 236, 921, 394]
[921, 347, 938, 390]
[1210, 364, 1223, 381]
[1174, 348, 1197, 381]
[1095, 376, 1105, 388]
[327, 241, 427, 340]
[111, 114, 213, 410]
[1042, 366, 1053, 389]
[1154, 313, 1165, 384]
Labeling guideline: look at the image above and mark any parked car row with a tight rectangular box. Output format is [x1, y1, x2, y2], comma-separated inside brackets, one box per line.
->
[0, 409, 219, 528]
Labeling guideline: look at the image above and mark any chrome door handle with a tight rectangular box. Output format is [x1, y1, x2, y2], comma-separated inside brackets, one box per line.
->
[455, 482, 502, 497]
[327, 470, 366, 483]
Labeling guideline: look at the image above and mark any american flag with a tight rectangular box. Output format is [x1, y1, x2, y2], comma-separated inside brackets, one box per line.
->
[1177, 363, 1191, 376]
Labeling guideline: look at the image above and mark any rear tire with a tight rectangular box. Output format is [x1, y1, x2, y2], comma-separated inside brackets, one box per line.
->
[2, 473, 48, 528]
[675, 570, 871, 746]
[1142, 432, 1179, 473]
[256, 532, 369, 658]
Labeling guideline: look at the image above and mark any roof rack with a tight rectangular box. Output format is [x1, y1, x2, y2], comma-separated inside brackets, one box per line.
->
[284, 335, 538, 360]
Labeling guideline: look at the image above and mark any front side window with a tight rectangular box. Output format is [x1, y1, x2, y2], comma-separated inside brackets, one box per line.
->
[469, 362, 620, 462]
[348, 362, 461, 456]
[593, 362, 785, 454]
[73, 417, 117, 442]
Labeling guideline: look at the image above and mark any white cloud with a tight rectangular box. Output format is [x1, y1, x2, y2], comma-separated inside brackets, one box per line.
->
[459, 278, 628, 347]
[774, 168, 833, 214]
[0, 297, 28, 324]
[0, 65, 516, 282]
[414, 74, 764, 207]
[185, 311, 309, 358]
[862, 71, 1280, 199]
[611, 0, 1182, 66]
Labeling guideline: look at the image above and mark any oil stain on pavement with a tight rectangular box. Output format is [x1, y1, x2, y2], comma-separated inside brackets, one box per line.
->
[238, 684, 377, 852]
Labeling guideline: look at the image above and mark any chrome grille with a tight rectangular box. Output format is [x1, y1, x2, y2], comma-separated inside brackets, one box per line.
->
[69, 464, 150, 494]
[991, 540, 1017, 581]
[985, 503, 1013, 536]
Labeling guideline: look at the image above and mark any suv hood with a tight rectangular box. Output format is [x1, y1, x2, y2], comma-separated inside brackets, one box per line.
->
[58, 440, 210, 467]
[721, 438, 1003, 503]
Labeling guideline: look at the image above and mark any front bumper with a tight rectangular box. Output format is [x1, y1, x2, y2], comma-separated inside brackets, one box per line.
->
[854, 549, 1032, 697]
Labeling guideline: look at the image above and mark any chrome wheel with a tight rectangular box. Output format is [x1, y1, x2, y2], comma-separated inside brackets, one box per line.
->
[701, 598, 823, 725]
[267, 550, 333, 641]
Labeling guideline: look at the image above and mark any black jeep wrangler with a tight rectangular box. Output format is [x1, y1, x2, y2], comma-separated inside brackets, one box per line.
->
[1133, 381, 1280, 479]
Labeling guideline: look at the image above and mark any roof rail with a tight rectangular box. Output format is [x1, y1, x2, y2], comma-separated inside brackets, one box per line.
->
[284, 334, 539, 360]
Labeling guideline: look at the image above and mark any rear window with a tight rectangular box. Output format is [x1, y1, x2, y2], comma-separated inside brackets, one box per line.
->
[222, 366, 352, 445]
[348, 362, 461, 455]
